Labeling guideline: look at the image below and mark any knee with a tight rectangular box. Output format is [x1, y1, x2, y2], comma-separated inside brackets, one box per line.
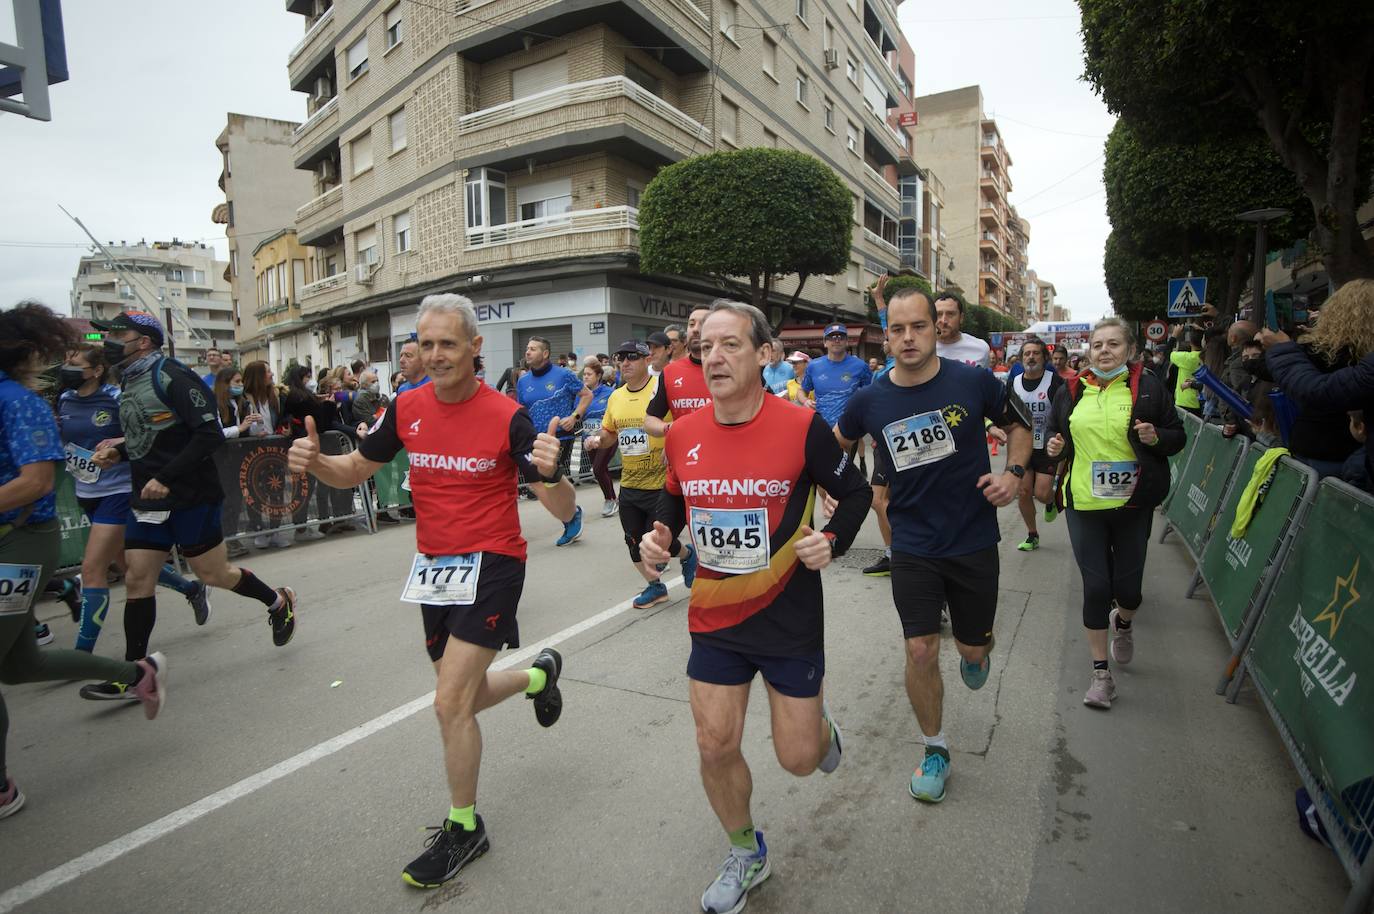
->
[905, 635, 939, 669]
[433, 690, 475, 727]
[956, 641, 989, 664]
[775, 744, 819, 777]
[871, 489, 888, 511]
[695, 725, 742, 770]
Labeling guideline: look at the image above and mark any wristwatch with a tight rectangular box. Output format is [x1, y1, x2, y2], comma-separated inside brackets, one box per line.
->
[1007, 464, 1026, 479]
[823, 531, 838, 554]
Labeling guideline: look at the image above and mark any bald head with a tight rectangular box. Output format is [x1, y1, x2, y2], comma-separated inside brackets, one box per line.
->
[1227, 320, 1256, 349]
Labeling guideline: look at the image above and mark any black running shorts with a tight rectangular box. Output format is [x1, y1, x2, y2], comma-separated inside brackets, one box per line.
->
[421, 552, 524, 660]
[890, 546, 999, 646]
[871, 444, 891, 489]
[1029, 448, 1059, 476]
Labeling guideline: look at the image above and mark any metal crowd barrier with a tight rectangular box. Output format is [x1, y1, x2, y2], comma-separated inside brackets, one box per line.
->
[1162, 419, 1247, 567]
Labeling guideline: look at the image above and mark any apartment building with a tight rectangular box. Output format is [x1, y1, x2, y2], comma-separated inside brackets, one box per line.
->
[70, 241, 233, 366]
[1024, 268, 1043, 322]
[1005, 206, 1029, 320]
[214, 113, 319, 366]
[283, 0, 920, 372]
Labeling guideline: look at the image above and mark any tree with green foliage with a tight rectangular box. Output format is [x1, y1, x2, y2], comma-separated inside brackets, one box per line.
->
[864, 272, 932, 323]
[1103, 232, 1197, 321]
[638, 148, 853, 332]
[1080, 0, 1374, 286]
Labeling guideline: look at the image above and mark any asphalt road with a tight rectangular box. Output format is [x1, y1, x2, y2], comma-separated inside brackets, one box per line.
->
[0, 483, 1348, 913]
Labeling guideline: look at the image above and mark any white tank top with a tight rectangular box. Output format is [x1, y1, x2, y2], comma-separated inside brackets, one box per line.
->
[1013, 371, 1055, 449]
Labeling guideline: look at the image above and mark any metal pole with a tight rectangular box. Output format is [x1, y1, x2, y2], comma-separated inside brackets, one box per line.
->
[1252, 221, 1267, 316]
[164, 307, 176, 358]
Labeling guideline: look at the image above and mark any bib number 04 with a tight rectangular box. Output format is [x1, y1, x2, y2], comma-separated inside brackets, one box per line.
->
[400, 553, 481, 605]
[0, 563, 42, 616]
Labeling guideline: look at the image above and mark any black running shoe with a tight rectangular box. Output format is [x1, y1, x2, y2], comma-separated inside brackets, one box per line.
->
[268, 587, 297, 647]
[187, 582, 212, 626]
[79, 680, 138, 701]
[527, 647, 563, 728]
[862, 555, 891, 577]
[61, 575, 82, 622]
[402, 815, 490, 889]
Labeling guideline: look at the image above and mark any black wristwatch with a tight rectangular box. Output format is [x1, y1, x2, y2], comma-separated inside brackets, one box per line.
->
[1007, 464, 1026, 479]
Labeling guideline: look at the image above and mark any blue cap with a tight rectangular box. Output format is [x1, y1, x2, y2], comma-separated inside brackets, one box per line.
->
[824, 324, 847, 338]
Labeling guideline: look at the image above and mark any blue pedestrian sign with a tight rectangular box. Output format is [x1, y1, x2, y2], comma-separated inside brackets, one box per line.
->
[1167, 276, 1208, 317]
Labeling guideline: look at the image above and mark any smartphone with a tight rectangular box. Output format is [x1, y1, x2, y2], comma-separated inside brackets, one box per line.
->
[1265, 290, 1280, 332]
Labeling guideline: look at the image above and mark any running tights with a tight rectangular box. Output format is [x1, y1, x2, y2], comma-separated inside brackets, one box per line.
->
[591, 444, 617, 501]
[1064, 507, 1152, 630]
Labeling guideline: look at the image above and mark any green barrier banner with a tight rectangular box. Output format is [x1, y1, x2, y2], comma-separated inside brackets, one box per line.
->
[1201, 449, 1310, 638]
[1168, 410, 1203, 494]
[1247, 481, 1374, 798]
[1164, 423, 1243, 558]
[55, 465, 90, 570]
[374, 450, 412, 509]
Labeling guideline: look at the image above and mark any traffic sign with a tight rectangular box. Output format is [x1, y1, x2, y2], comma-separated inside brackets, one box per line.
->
[1145, 320, 1167, 343]
[1167, 276, 1208, 317]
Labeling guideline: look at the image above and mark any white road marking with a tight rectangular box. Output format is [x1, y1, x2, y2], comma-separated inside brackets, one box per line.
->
[0, 577, 683, 913]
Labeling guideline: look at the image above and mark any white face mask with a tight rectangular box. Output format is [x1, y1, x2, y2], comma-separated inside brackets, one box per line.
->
[305, 380, 317, 393]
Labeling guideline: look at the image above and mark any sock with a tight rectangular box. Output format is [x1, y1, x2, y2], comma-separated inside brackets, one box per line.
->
[1093, 659, 1109, 672]
[1027, 530, 1039, 539]
[75, 587, 111, 652]
[1114, 614, 1133, 631]
[525, 667, 547, 695]
[157, 563, 197, 597]
[922, 732, 949, 754]
[728, 824, 759, 853]
[448, 804, 476, 831]
[884, 546, 892, 558]
[124, 596, 157, 662]
[231, 569, 280, 608]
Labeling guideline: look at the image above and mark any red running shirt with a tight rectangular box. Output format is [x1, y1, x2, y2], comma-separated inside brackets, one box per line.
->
[647, 356, 711, 421]
[359, 383, 539, 561]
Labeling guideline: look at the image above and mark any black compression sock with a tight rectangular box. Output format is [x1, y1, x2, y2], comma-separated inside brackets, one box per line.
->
[124, 596, 156, 662]
[232, 569, 279, 608]
[1093, 659, 1109, 672]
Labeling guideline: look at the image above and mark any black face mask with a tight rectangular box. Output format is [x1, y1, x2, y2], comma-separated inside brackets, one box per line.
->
[1242, 358, 1265, 376]
[102, 338, 134, 367]
[58, 367, 87, 390]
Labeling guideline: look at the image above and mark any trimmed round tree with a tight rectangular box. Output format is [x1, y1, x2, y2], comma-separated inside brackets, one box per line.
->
[639, 147, 853, 332]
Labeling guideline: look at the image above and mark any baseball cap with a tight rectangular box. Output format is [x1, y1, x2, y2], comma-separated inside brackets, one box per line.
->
[91, 311, 165, 347]
[614, 339, 650, 357]
[786, 350, 811, 363]
[646, 330, 671, 348]
[824, 323, 847, 338]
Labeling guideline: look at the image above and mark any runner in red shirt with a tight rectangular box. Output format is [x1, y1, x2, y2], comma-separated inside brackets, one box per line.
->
[644, 304, 711, 437]
[288, 293, 572, 891]
[640, 300, 872, 914]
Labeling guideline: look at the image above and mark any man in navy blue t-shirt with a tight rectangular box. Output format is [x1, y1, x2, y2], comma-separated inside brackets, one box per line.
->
[834, 288, 1031, 806]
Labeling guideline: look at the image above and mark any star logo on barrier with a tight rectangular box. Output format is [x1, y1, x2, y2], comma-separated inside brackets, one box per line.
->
[1200, 455, 1217, 489]
[1313, 556, 1361, 640]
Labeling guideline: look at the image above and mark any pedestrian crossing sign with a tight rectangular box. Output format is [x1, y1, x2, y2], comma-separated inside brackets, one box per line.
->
[1167, 276, 1208, 317]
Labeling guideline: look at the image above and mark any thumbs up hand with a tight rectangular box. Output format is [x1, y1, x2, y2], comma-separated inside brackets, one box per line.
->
[639, 521, 673, 567]
[1046, 433, 1065, 458]
[794, 524, 834, 571]
[531, 416, 563, 478]
[288, 414, 321, 474]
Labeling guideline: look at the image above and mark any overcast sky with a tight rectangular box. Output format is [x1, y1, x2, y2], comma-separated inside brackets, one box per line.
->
[1, 0, 1114, 324]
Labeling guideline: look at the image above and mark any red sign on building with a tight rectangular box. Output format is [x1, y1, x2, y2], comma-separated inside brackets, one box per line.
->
[897, 111, 918, 127]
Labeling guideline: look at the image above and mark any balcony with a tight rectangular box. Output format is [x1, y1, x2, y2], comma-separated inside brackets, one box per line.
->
[296, 185, 344, 246]
[862, 227, 900, 262]
[298, 272, 347, 316]
[458, 76, 710, 172]
[455, 0, 709, 74]
[464, 205, 640, 270]
[287, 6, 336, 90]
[292, 96, 340, 168]
[862, 162, 900, 211]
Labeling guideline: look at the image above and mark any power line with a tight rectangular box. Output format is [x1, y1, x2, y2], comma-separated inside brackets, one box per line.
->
[991, 114, 1110, 139]
[1014, 154, 1103, 207]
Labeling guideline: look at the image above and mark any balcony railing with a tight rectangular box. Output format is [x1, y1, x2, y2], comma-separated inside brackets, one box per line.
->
[287, 5, 334, 64]
[863, 162, 900, 208]
[466, 205, 639, 249]
[296, 185, 342, 222]
[459, 76, 709, 146]
[299, 272, 346, 299]
[294, 95, 337, 137]
[863, 227, 900, 259]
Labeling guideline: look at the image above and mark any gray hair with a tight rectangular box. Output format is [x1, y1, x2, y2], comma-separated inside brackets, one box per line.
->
[664, 323, 685, 338]
[1092, 317, 1137, 349]
[707, 298, 772, 349]
[417, 293, 479, 340]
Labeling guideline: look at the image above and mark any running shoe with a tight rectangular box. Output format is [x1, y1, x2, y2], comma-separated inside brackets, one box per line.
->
[633, 581, 669, 609]
[1043, 503, 1059, 524]
[187, 582, 212, 626]
[60, 575, 82, 622]
[555, 506, 583, 547]
[528, 647, 563, 728]
[701, 832, 770, 914]
[819, 702, 843, 774]
[959, 648, 992, 691]
[79, 679, 138, 701]
[294, 527, 325, 542]
[269, 587, 297, 647]
[134, 652, 167, 720]
[402, 815, 491, 889]
[909, 748, 950, 803]
[681, 545, 699, 589]
[226, 539, 251, 558]
[376, 511, 401, 525]
[862, 555, 891, 576]
[252, 533, 271, 549]
[0, 777, 24, 820]
[34, 623, 53, 646]
[1083, 669, 1116, 709]
[1109, 607, 1134, 665]
[1017, 533, 1039, 552]
[601, 499, 618, 518]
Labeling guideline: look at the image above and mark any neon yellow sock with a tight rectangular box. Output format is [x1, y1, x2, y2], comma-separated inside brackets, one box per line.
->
[728, 824, 758, 853]
[448, 805, 476, 831]
[525, 667, 547, 696]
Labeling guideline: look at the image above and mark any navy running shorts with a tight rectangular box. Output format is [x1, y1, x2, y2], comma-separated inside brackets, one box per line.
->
[687, 637, 825, 698]
[125, 502, 224, 558]
[78, 491, 131, 526]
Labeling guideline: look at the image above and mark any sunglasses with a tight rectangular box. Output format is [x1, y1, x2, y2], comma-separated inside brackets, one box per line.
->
[615, 352, 645, 362]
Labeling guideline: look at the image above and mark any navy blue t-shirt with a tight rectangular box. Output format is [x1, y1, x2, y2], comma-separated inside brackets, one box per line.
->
[838, 358, 1019, 558]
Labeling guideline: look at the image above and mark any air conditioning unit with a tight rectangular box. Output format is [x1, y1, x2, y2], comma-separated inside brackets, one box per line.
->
[318, 159, 337, 181]
[823, 48, 840, 70]
[354, 262, 377, 284]
[313, 76, 333, 101]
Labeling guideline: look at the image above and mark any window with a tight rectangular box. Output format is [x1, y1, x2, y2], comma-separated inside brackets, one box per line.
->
[465, 167, 508, 236]
[324, 254, 338, 277]
[384, 4, 403, 49]
[511, 54, 569, 99]
[719, 0, 737, 42]
[394, 210, 412, 253]
[230, 250, 238, 277]
[292, 260, 306, 299]
[847, 261, 860, 289]
[823, 19, 834, 51]
[346, 34, 369, 80]
[624, 59, 662, 96]
[720, 96, 739, 145]
[796, 69, 809, 107]
[796, 0, 807, 20]
[763, 128, 778, 148]
[845, 53, 857, 85]
[823, 96, 834, 132]
[389, 107, 407, 153]
[762, 35, 777, 80]
[627, 181, 644, 209]
[862, 63, 887, 117]
[517, 178, 573, 222]
[351, 131, 373, 174]
[846, 120, 858, 153]
[356, 225, 378, 265]
[897, 68, 912, 99]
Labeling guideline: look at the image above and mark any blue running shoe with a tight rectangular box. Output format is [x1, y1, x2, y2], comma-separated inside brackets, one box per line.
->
[960, 653, 991, 690]
[555, 506, 583, 547]
[909, 748, 950, 803]
[701, 832, 770, 914]
[633, 581, 669, 609]
[681, 544, 699, 589]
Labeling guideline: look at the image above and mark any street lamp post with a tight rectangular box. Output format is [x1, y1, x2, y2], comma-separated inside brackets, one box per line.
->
[1236, 207, 1290, 319]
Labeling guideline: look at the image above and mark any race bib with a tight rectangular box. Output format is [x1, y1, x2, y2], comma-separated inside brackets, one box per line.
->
[883, 410, 956, 472]
[0, 563, 42, 616]
[64, 442, 101, 484]
[1091, 461, 1139, 499]
[132, 509, 171, 524]
[401, 470, 412, 492]
[400, 552, 480, 605]
[690, 506, 770, 574]
[1028, 402, 1051, 449]
[617, 427, 650, 457]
